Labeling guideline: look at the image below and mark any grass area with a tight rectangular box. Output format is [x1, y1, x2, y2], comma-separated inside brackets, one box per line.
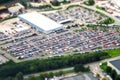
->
[100, 62, 107, 70]
[67, 4, 80, 9]
[96, 6, 105, 11]
[24, 76, 40, 80]
[63, 69, 74, 74]
[105, 48, 120, 57]
[45, 7, 62, 11]
[61, 1, 70, 5]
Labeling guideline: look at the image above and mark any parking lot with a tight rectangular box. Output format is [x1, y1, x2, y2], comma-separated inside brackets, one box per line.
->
[0, 6, 119, 60]
[1, 25, 120, 59]
[44, 6, 107, 25]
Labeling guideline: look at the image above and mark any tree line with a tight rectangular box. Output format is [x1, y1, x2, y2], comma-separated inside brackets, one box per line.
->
[0, 51, 109, 80]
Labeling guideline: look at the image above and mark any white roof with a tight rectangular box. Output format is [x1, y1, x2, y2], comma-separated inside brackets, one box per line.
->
[15, 27, 29, 32]
[18, 12, 63, 31]
[110, 0, 120, 7]
[58, 18, 73, 24]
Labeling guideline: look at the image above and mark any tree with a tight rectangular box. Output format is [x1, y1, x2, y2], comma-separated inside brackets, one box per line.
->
[39, 73, 49, 80]
[20, 0, 28, 7]
[50, 1, 60, 6]
[115, 75, 120, 80]
[49, 72, 54, 78]
[15, 72, 23, 80]
[4, 77, 13, 80]
[74, 64, 85, 72]
[58, 71, 64, 75]
[106, 66, 112, 74]
[29, 75, 36, 80]
[0, 51, 109, 78]
[88, 0, 95, 5]
[110, 69, 117, 79]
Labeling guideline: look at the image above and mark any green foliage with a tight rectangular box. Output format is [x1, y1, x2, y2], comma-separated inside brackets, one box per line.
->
[50, 1, 60, 6]
[96, 6, 105, 11]
[50, 0, 70, 6]
[15, 72, 23, 80]
[0, 77, 14, 80]
[66, 24, 79, 29]
[74, 64, 86, 72]
[39, 5, 51, 9]
[39, 71, 64, 80]
[98, 17, 115, 25]
[67, 5, 80, 9]
[0, 0, 13, 4]
[28, 75, 36, 80]
[100, 62, 119, 80]
[106, 66, 112, 74]
[115, 75, 120, 80]
[0, 51, 109, 79]
[105, 48, 120, 57]
[0, 16, 17, 22]
[61, 0, 70, 5]
[86, 24, 94, 27]
[100, 62, 107, 70]
[29, 4, 52, 10]
[20, 0, 28, 7]
[75, 28, 87, 32]
[84, 0, 95, 6]
[110, 70, 117, 79]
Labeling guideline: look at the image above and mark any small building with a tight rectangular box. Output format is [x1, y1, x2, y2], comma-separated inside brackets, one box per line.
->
[108, 59, 120, 74]
[0, 6, 7, 14]
[0, 6, 7, 11]
[18, 12, 63, 34]
[8, 3, 25, 15]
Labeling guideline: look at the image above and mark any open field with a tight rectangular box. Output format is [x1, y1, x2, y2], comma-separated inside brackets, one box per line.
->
[105, 48, 120, 57]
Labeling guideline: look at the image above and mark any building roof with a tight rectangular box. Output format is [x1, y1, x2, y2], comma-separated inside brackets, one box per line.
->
[8, 3, 24, 13]
[0, 6, 7, 10]
[109, 59, 120, 71]
[62, 73, 98, 80]
[18, 12, 63, 31]
[110, 0, 120, 7]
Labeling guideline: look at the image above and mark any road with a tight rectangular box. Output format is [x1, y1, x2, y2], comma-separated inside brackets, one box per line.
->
[24, 56, 120, 79]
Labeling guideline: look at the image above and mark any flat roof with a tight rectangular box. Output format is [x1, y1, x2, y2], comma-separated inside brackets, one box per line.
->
[110, 0, 120, 7]
[0, 6, 7, 10]
[109, 59, 120, 71]
[62, 73, 98, 80]
[18, 12, 63, 31]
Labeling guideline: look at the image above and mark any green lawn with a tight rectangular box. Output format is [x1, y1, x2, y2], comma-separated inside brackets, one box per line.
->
[105, 48, 120, 57]
[67, 4, 80, 9]
[100, 62, 107, 70]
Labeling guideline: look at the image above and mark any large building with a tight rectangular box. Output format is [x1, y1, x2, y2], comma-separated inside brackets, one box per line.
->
[18, 12, 63, 34]
[108, 59, 120, 74]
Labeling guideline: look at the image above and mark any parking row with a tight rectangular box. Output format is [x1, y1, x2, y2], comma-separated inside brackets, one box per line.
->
[2, 29, 120, 59]
[0, 32, 10, 42]
[44, 6, 107, 25]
